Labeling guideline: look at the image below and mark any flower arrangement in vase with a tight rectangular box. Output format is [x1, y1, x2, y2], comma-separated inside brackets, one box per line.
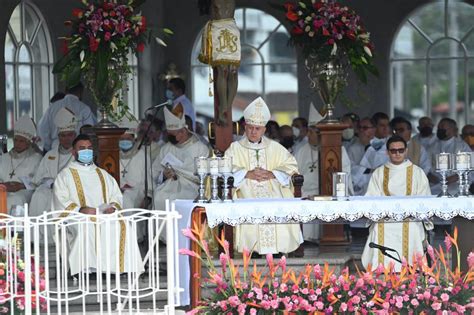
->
[53, 0, 150, 123]
[181, 226, 474, 314]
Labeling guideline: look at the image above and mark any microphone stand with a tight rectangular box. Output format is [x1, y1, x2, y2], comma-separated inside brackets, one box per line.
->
[378, 248, 402, 264]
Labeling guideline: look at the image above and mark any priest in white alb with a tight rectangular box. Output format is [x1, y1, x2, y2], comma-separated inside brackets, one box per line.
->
[117, 114, 151, 209]
[0, 116, 42, 213]
[294, 103, 352, 242]
[224, 97, 303, 255]
[30, 108, 76, 218]
[152, 104, 210, 214]
[362, 135, 432, 271]
[52, 134, 144, 276]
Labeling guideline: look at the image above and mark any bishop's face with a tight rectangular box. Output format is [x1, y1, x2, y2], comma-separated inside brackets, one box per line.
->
[13, 135, 31, 153]
[245, 124, 266, 143]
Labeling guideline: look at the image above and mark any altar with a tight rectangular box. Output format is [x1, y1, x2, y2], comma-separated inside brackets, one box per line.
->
[173, 196, 474, 307]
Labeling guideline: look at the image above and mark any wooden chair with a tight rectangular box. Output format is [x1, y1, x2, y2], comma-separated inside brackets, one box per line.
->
[0, 185, 7, 238]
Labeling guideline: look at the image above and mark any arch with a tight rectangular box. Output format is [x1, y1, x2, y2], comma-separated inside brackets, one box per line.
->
[191, 7, 298, 125]
[4, 0, 54, 131]
[389, 0, 473, 127]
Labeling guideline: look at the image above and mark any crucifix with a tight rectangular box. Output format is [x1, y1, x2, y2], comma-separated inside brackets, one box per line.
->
[121, 168, 128, 177]
[9, 170, 15, 179]
[309, 162, 318, 173]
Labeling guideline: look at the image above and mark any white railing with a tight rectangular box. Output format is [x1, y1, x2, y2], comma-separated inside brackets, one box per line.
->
[0, 203, 182, 314]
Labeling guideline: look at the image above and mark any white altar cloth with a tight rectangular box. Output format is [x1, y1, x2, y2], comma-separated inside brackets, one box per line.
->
[173, 195, 473, 305]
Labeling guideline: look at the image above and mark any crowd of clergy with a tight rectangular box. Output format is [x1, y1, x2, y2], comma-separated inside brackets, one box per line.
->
[0, 81, 473, 274]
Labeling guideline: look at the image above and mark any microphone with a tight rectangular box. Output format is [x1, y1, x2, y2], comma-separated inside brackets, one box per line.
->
[369, 242, 397, 253]
[145, 99, 173, 111]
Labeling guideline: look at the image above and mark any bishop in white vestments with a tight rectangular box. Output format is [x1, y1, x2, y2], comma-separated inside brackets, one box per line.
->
[0, 116, 42, 212]
[152, 104, 210, 214]
[225, 97, 303, 255]
[362, 135, 432, 272]
[52, 134, 144, 276]
[294, 104, 352, 242]
[30, 108, 76, 217]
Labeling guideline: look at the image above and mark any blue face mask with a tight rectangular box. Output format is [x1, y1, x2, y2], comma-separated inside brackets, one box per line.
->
[165, 89, 174, 100]
[77, 149, 93, 164]
[119, 139, 134, 151]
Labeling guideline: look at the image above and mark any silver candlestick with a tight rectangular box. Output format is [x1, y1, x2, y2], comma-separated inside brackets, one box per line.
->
[218, 156, 234, 203]
[454, 152, 470, 197]
[435, 152, 452, 198]
[194, 157, 209, 203]
[463, 170, 471, 196]
[208, 157, 221, 203]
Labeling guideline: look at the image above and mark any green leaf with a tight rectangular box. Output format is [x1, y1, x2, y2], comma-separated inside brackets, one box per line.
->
[66, 65, 82, 88]
[163, 28, 174, 35]
[53, 51, 75, 74]
[299, 2, 307, 9]
[95, 48, 111, 102]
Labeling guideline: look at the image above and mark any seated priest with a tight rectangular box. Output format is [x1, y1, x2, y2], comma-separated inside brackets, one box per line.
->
[0, 116, 42, 213]
[224, 97, 303, 255]
[294, 103, 352, 242]
[117, 114, 151, 209]
[30, 108, 76, 218]
[152, 104, 210, 215]
[52, 134, 144, 276]
[362, 135, 432, 272]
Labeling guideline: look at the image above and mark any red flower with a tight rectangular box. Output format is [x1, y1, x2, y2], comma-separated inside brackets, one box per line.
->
[346, 31, 356, 40]
[136, 42, 145, 53]
[322, 28, 330, 36]
[72, 8, 83, 18]
[104, 32, 111, 41]
[61, 39, 69, 55]
[139, 16, 146, 32]
[89, 37, 100, 52]
[284, 2, 298, 22]
[327, 38, 335, 45]
[291, 26, 304, 35]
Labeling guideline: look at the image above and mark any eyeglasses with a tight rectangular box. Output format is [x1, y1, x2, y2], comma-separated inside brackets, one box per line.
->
[389, 148, 406, 154]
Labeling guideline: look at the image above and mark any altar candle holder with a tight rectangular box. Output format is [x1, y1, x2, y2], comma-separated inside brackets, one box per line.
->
[218, 156, 233, 203]
[466, 153, 474, 196]
[208, 157, 221, 203]
[435, 152, 452, 198]
[454, 152, 470, 197]
[194, 157, 209, 203]
[332, 172, 349, 201]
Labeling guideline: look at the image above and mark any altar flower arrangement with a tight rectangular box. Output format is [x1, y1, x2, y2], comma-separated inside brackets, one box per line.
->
[181, 226, 474, 314]
[283, 0, 378, 83]
[0, 247, 47, 313]
[53, 0, 149, 119]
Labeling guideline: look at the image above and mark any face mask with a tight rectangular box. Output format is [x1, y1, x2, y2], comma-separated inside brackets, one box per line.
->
[77, 149, 93, 164]
[292, 127, 300, 138]
[280, 137, 294, 149]
[419, 126, 433, 138]
[167, 134, 178, 145]
[342, 128, 354, 141]
[119, 139, 134, 151]
[370, 137, 385, 150]
[436, 129, 447, 140]
[165, 89, 174, 100]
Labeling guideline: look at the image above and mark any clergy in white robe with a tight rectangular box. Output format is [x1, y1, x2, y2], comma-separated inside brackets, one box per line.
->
[428, 118, 472, 195]
[152, 104, 210, 215]
[412, 116, 436, 150]
[52, 134, 143, 276]
[30, 108, 76, 218]
[225, 97, 303, 255]
[294, 104, 352, 241]
[0, 116, 42, 213]
[37, 83, 96, 152]
[362, 135, 432, 272]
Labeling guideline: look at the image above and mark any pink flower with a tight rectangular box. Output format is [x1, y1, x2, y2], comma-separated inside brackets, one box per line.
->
[104, 31, 111, 41]
[178, 248, 201, 259]
[249, 309, 257, 315]
[427, 245, 435, 261]
[440, 293, 449, 303]
[467, 252, 474, 269]
[340, 302, 348, 312]
[411, 299, 419, 307]
[182, 228, 198, 242]
[432, 302, 442, 310]
[351, 295, 360, 304]
[444, 235, 452, 251]
[219, 253, 228, 273]
[185, 309, 200, 315]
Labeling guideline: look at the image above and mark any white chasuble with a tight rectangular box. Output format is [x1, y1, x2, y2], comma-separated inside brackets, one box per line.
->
[52, 161, 144, 276]
[152, 135, 210, 212]
[30, 146, 73, 217]
[225, 136, 303, 255]
[120, 147, 151, 209]
[362, 160, 431, 271]
[0, 147, 42, 212]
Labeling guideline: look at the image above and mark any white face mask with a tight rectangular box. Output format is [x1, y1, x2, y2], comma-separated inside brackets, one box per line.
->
[342, 128, 354, 140]
[292, 127, 300, 138]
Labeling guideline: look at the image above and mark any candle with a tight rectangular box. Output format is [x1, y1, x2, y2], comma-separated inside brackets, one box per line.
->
[437, 153, 450, 171]
[455, 152, 470, 170]
[218, 156, 233, 174]
[195, 157, 209, 175]
[336, 183, 346, 197]
[209, 157, 220, 175]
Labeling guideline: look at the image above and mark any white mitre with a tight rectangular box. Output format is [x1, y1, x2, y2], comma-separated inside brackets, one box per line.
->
[117, 114, 139, 135]
[308, 102, 324, 126]
[14, 115, 36, 141]
[164, 103, 186, 131]
[243, 97, 271, 126]
[54, 107, 77, 133]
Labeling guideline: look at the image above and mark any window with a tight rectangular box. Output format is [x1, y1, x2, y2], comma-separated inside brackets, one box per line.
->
[390, 0, 473, 127]
[123, 51, 139, 118]
[4, 1, 53, 131]
[191, 8, 298, 124]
